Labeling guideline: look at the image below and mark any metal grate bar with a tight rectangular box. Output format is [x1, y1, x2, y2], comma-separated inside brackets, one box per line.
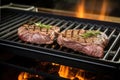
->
[82, 24, 89, 29]
[73, 23, 82, 29]
[119, 58, 120, 62]
[42, 18, 55, 24]
[112, 47, 120, 61]
[52, 20, 65, 26]
[48, 19, 61, 26]
[62, 22, 75, 31]
[59, 22, 69, 30]
[0, 16, 29, 31]
[13, 36, 22, 42]
[1, 12, 17, 22]
[118, 58, 120, 62]
[0, 16, 32, 39]
[88, 25, 95, 30]
[108, 29, 116, 39]
[6, 34, 17, 40]
[0, 13, 22, 24]
[37, 17, 49, 23]
[103, 33, 120, 60]
[97, 26, 102, 30]
[0, 15, 31, 36]
[103, 28, 109, 33]
[49, 19, 61, 26]
[0, 14, 28, 32]
[28, 16, 44, 24]
[46, 19, 58, 25]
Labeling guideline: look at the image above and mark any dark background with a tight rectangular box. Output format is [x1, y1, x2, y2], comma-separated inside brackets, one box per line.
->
[1, 0, 120, 17]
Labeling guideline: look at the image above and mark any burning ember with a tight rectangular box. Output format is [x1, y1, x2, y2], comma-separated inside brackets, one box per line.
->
[75, 0, 109, 20]
[18, 72, 43, 80]
[58, 65, 85, 80]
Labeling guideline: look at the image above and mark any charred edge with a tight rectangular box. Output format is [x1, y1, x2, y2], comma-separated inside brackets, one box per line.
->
[33, 25, 35, 31]
[77, 30, 80, 41]
[71, 30, 73, 38]
[83, 30, 87, 43]
[65, 30, 67, 37]
[24, 25, 29, 30]
[39, 26, 42, 31]
[46, 28, 49, 34]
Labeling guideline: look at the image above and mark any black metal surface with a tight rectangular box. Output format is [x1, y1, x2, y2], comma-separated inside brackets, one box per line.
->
[0, 8, 120, 74]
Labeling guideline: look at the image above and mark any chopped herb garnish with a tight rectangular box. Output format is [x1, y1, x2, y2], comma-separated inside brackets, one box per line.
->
[35, 22, 51, 29]
[81, 30, 101, 38]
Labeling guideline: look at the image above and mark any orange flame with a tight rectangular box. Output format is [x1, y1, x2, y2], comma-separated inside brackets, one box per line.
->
[58, 65, 85, 80]
[18, 72, 29, 80]
[58, 65, 69, 78]
[99, 0, 108, 20]
[75, 70, 85, 80]
[76, 0, 85, 18]
[18, 72, 40, 80]
[76, 0, 109, 20]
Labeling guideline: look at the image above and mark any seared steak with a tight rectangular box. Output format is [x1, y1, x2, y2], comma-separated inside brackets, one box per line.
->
[18, 24, 60, 44]
[57, 29, 108, 58]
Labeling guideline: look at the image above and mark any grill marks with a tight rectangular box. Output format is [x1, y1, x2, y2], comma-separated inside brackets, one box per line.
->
[18, 22, 60, 44]
[62, 29, 96, 43]
[23, 24, 49, 32]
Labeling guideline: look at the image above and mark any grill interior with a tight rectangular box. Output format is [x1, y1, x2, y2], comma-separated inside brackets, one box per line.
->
[0, 8, 120, 72]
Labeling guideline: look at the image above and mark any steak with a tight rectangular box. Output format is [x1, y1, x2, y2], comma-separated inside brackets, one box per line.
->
[57, 29, 108, 58]
[18, 24, 60, 44]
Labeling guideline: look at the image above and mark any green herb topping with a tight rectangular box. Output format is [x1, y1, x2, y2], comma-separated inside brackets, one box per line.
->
[81, 30, 101, 38]
[35, 22, 51, 29]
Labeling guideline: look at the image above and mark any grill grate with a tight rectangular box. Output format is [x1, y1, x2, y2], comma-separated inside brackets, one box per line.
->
[0, 9, 120, 72]
[0, 9, 120, 63]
